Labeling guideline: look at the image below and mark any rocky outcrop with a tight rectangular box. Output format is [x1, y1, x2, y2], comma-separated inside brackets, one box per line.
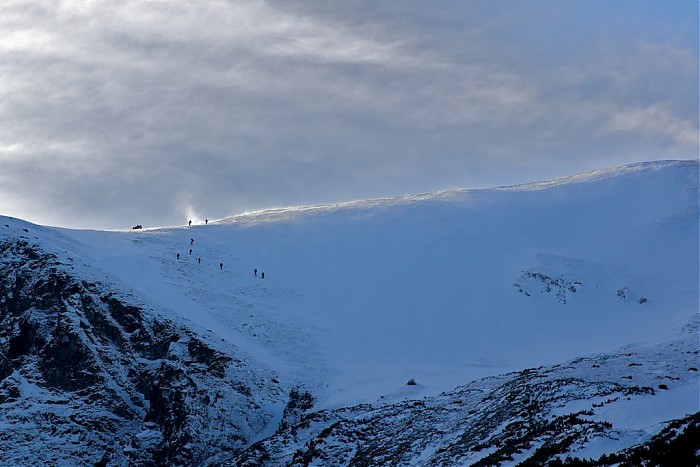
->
[231, 331, 699, 466]
[514, 270, 581, 304]
[0, 236, 283, 465]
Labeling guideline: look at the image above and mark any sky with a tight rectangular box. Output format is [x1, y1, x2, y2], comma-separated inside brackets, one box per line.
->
[0, 0, 697, 230]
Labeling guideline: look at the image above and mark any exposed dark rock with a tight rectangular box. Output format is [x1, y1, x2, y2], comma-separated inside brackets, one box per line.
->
[278, 388, 316, 436]
[514, 271, 581, 304]
[551, 412, 700, 466]
[231, 335, 699, 466]
[0, 237, 283, 466]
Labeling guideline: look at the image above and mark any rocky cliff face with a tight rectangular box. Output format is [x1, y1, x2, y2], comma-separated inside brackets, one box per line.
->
[0, 229, 284, 466]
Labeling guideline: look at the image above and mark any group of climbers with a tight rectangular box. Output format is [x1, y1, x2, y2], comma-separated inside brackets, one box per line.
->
[175, 219, 265, 279]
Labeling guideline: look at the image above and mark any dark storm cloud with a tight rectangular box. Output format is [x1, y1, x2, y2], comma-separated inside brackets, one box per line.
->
[0, 0, 696, 229]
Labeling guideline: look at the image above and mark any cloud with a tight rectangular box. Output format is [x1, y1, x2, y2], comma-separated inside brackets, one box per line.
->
[606, 105, 697, 147]
[0, 0, 696, 229]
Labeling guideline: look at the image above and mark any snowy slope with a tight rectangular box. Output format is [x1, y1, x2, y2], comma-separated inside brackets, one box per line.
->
[54, 160, 698, 409]
[0, 217, 286, 465]
[1, 159, 697, 464]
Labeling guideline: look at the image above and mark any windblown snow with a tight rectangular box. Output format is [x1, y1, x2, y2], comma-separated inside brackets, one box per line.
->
[1, 160, 698, 464]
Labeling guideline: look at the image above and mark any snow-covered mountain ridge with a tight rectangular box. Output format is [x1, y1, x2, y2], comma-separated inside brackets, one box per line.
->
[0, 159, 698, 465]
[212, 160, 688, 225]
